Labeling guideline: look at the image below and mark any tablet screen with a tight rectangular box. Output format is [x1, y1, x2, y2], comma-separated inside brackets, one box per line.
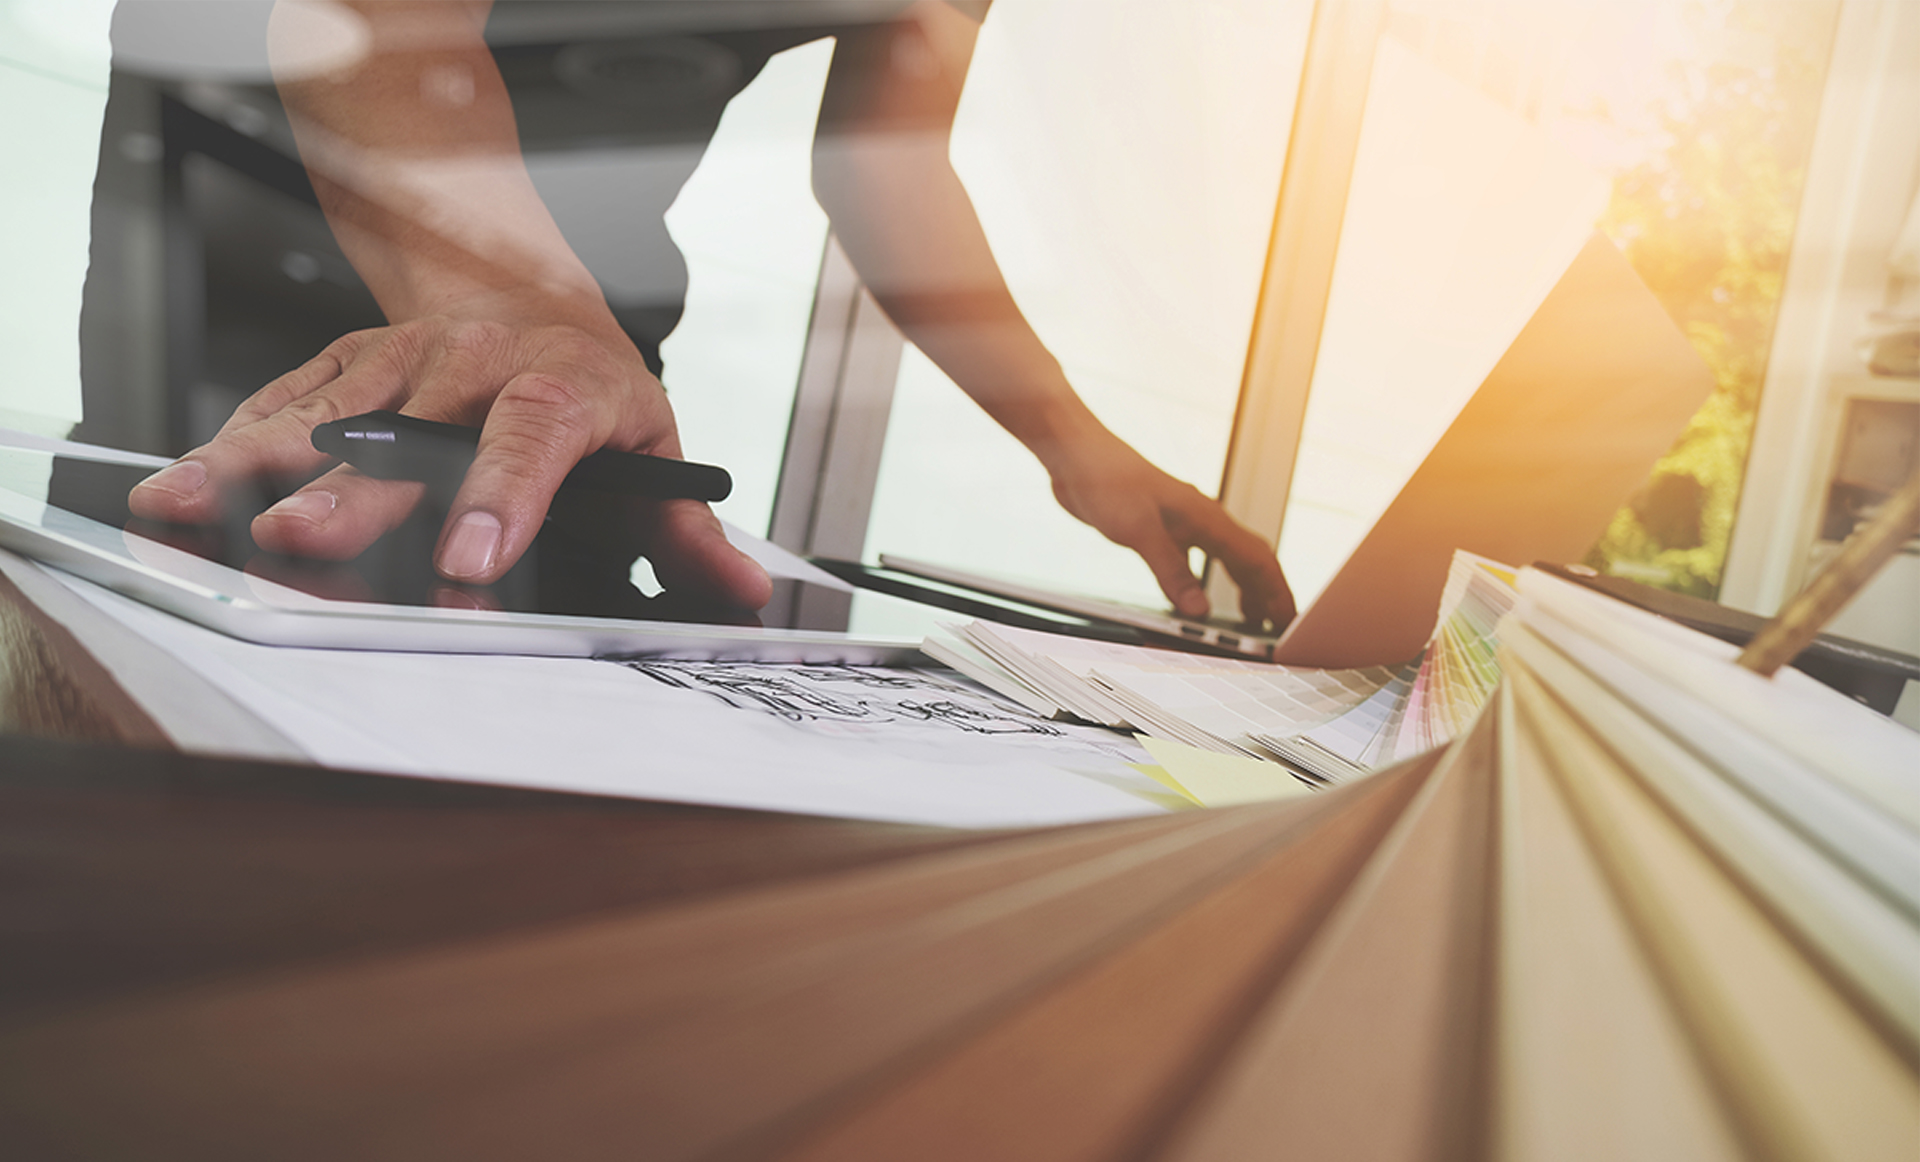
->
[13, 450, 1112, 643]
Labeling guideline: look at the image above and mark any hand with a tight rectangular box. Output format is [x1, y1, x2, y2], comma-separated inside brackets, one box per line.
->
[127, 291, 772, 608]
[1044, 422, 1296, 628]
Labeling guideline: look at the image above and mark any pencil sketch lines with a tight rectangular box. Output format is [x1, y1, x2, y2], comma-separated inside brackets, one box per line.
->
[617, 661, 1067, 737]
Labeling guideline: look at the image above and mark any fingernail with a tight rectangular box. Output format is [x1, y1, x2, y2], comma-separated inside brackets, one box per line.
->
[137, 460, 206, 497]
[439, 511, 501, 580]
[429, 585, 488, 611]
[263, 490, 336, 525]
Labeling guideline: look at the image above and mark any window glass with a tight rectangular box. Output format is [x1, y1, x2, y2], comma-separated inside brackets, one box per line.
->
[661, 40, 834, 537]
[0, 0, 114, 439]
[1282, 0, 1840, 605]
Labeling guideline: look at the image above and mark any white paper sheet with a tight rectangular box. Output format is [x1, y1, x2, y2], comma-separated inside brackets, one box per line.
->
[721, 522, 852, 591]
[50, 570, 1163, 828]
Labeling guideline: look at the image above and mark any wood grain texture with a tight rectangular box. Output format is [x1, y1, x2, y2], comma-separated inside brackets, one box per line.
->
[1492, 683, 1744, 1162]
[772, 753, 1438, 1162]
[13, 539, 1900, 1159]
[0, 796, 1323, 1160]
[1156, 708, 1500, 1162]
[0, 567, 168, 747]
[1738, 467, 1920, 677]
[0, 734, 1008, 1025]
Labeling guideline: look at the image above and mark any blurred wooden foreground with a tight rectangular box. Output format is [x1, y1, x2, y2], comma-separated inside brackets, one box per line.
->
[2, 563, 1913, 1161]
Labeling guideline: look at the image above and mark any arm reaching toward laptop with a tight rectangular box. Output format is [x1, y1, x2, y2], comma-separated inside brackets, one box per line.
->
[815, 3, 1293, 625]
[130, 0, 1293, 625]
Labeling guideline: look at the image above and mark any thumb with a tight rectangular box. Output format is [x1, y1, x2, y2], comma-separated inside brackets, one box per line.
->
[648, 500, 773, 609]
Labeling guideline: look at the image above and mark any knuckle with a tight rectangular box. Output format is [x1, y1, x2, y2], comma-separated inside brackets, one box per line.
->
[328, 327, 380, 355]
[324, 326, 409, 378]
[499, 371, 598, 432]
[321, 327, 390, 367]
[278, 392, 346, 429]
[476, 377, 602, 491]
[373, 323, 429, 367]
[235, 351, 344, 420]
[546, 329, 609, 365]
[231, 392, 283, 426]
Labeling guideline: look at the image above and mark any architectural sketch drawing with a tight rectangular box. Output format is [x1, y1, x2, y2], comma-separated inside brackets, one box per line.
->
[619, 660, 1069, 737]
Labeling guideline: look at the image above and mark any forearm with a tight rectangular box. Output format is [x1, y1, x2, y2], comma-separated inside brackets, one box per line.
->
[268, 0, 612, 329]
[820, 149, 1118, 468]
[812, 2, 1114, 473]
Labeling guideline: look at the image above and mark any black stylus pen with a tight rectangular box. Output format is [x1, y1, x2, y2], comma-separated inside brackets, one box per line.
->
[310, 411, 732, 502]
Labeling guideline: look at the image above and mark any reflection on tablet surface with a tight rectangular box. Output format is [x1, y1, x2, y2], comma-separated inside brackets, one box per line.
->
[40, 454, 785, 631]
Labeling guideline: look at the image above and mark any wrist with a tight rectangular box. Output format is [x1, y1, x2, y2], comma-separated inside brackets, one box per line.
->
[1024, 398, 1123, 479]
[397, 276, 623, 340]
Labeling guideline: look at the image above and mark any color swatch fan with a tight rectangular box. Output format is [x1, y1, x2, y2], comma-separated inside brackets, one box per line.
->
[1260, 552, 1516, 781]
[929, 550, 1518, 792]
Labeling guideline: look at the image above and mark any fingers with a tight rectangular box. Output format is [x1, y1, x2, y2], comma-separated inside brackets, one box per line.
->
[432, 369, 624, 583]
[250, 327, 505, 559]
[647, 499, 774, 609]
[431, 364, 768, 603]
[129, 336, 400, 524]
[1221, 548, 1296, 629]
[250, 464, 427, 560]
[1126, 520, 1212, 620]
[216, 342, 352, 436]
[134, 315, 745, 604]
[1161, 487, 1296, 628]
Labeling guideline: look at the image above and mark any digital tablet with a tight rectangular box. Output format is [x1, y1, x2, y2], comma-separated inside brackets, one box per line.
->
[0, 448, 954, 663]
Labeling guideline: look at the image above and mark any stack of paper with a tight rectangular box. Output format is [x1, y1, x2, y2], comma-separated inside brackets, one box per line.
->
[930, 550, 1518, 787]
[7, 551, 1175, 829]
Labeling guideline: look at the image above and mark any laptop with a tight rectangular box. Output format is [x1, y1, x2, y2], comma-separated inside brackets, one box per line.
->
[881, 231, 1714, 670]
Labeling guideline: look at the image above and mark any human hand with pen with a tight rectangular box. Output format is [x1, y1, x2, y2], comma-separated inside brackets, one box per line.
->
[128, 288, 774, 608]
[129, 0, 769, 608]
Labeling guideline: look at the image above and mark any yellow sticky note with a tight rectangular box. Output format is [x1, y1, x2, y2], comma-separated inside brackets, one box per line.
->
[1138, 736, 1316, 807]
[1128, 762, 1204, 808]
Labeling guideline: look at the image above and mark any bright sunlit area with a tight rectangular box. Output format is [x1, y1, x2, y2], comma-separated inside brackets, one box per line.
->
[2, 0, 1883, 634]
[1277, 36, 1610, 610]
[1283, 0, 1840, 606]
[661, 0, 1316, 611]
[661, 0, 1842, 618]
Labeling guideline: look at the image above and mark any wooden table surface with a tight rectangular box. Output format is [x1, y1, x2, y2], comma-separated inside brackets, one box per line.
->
[0, 565, 1028, 1156]
[0, 559, 1019, 1023]
[0, 560, 1478, 1162]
